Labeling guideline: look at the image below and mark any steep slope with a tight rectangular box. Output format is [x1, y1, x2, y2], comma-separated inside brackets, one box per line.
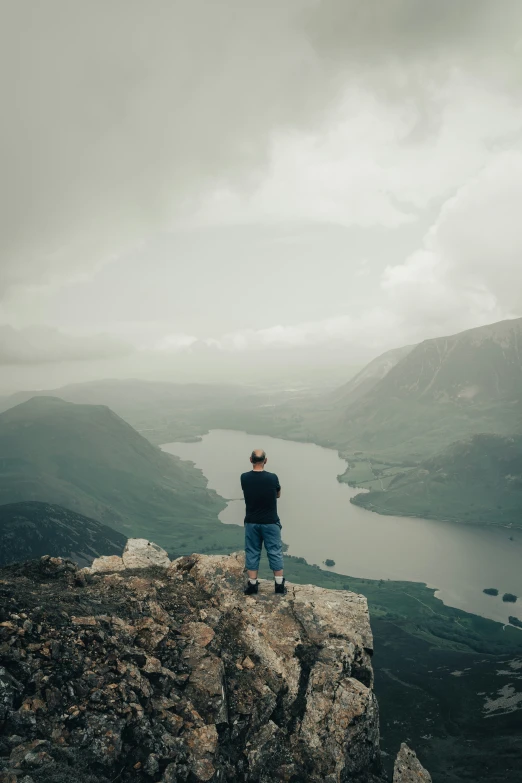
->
[0, 546, 430, 783]
[0, 501, 126, 566]
[326, 317, 522, 460]
[352, 433, 522, 527]
[329, 344, 415, 408]
[0, 396, 239, 552]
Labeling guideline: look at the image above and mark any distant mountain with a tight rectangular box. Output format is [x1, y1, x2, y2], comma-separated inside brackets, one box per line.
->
[364, 317, 522, 404]
[0, 378, 306, 446]
[0, 501, 126, 566]
[328, 344, 415, 408]
[0, 396, 235, 552]
[352, 433, 522, 528]
[323, 317, 522, 460]
[0, 379, 256, 444]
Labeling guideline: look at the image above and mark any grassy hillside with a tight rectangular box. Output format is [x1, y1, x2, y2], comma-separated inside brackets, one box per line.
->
[328, 343, 415, 408]
[351, 433, 522, 528]
[0, 501, 127, 566]
[0, 396, 244, 553]
[324, 317, 522, 461]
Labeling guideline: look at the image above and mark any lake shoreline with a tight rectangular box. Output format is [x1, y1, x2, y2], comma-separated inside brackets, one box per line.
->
[161, 429, 522, 627]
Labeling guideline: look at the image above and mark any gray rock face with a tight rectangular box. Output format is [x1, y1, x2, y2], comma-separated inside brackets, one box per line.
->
[89, 553, 126, 573]
[0, 546, 429, 783]
[122, 538, 171, 569]
[171, 551, 380, 782]
[393, 743, 432, 783]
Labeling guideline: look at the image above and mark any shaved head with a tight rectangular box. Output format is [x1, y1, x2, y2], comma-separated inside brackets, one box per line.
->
[250, 449, 266, 464]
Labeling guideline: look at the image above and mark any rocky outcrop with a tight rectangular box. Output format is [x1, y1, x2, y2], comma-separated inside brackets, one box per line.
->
[89, 538, 171, 572]
[0, 545, 428, 783]
[393, 744, 432, 782]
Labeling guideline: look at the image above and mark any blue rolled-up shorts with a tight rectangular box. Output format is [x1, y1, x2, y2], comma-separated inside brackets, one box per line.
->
[245, 522, 284, 572]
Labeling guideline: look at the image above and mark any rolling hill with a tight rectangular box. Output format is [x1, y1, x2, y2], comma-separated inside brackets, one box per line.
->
[0, 396, 243, 554]
[0, 501, 126, 566]
[351, 433, 522, 528]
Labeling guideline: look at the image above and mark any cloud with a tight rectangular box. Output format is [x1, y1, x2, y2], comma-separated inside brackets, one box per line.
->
[381, 152, 522, 333]
[189, 151, 522, 352]
[2, 0, 522, 301]
[168, 309, 399, 355]
[0, 325, 134, 365]
[192, 77, 522, 229]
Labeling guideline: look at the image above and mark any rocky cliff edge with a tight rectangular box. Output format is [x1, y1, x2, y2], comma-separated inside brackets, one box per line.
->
[0, 539, 430, 783]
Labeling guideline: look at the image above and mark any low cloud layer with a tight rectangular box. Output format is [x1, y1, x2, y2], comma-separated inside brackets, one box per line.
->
[0, 326, 133, 366]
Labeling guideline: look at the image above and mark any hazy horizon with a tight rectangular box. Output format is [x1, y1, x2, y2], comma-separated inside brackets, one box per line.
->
[2, 2, 522, 390]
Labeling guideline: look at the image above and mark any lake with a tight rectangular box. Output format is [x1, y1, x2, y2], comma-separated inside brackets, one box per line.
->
[162, 429, 522, 625]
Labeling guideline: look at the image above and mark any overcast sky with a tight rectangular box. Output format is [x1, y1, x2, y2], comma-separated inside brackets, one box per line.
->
[1, 0, 522, 390]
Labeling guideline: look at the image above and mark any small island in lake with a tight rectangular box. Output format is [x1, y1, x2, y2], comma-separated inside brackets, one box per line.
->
[509, 616, 522, 629]
[502, 593, 518, 603]
[483, 588, 499, 596]
[324, 559, 336, 567]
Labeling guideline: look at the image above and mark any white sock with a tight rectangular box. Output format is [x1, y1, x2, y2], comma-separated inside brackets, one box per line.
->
[275, 576, 284, 584]
[249, 578, 257, 585]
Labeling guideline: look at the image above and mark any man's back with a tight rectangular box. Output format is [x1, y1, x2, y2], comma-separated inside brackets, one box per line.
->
[241, 470, 280, 524]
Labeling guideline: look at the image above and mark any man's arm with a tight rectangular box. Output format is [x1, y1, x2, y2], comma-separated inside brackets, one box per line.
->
[275, 474, 281, 498]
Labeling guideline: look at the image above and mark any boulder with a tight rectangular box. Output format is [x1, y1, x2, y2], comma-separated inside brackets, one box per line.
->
[393, 743, 432, 782]
[89, 538, 171, 573]
[122, 538, 171, 569]
[89, 554, 125, 573]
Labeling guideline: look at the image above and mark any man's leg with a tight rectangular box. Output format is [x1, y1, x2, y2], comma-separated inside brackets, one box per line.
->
[244, 524, 262, 594]
[261, 523, 286, 594]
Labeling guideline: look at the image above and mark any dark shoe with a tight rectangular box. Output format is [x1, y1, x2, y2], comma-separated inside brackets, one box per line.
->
[274, 578, 287, 595]
[244, 581, 259, 595]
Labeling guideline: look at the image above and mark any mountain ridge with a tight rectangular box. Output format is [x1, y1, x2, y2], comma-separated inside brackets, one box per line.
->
[0, 396, 241, 554]
[322, 317, 522, 461]
[0, 501, 127, 566]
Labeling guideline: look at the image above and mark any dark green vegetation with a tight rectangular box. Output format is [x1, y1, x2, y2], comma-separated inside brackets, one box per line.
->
[503, 593, 518, 603]
[351, 434, 522, 528]
[0, 501, 126, 566]
[0, 396, 243, 554]
[484, 588, 499, 596]
[258, 555, 522, 783]
[509, 616, 522, 629]
[324, 558, 335, 566]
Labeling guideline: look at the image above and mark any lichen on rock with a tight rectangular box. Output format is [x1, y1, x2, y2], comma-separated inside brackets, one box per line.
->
[0, 546, 429, 783]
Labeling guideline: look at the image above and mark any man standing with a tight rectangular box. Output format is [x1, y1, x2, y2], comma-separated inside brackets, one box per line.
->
[241, 449, 286, 595]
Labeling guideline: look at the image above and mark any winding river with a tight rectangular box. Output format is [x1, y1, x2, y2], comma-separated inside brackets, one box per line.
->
[162, 429, 522, 625]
